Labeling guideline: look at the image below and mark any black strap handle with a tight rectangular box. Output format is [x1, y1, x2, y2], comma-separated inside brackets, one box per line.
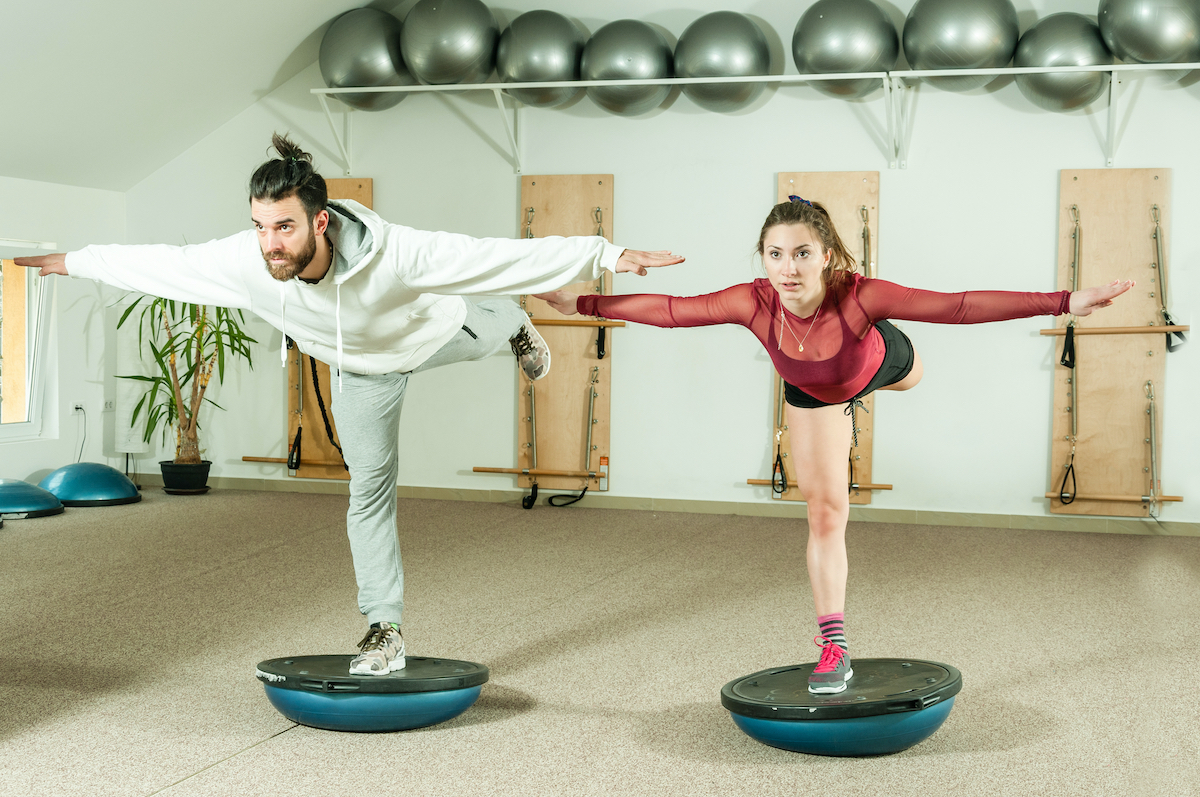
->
[1059, 325, 1076, 368]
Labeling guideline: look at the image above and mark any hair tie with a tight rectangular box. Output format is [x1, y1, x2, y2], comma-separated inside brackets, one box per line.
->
[787, 195, 813, 207]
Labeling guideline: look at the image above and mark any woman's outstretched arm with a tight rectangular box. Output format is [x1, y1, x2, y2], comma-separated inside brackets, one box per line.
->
[534, 283, 755, 328]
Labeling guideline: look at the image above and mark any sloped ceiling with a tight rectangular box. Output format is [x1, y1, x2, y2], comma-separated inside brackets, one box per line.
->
[1, 0, 379, 192]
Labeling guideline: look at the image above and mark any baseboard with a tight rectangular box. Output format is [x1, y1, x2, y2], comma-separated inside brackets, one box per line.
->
[132, 473, 1199, 537]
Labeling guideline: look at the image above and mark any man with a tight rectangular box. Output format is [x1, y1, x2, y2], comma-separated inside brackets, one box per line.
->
[18, 133, 683, 675]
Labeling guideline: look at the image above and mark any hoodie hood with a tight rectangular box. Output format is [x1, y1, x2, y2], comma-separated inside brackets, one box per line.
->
[325, 199, 381, 283]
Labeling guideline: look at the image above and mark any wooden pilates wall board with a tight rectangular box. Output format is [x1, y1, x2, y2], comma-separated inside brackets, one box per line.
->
[1049, 169, 1171, 517]
[773, 172, 881, 505]
[284, 178, 373, 481]
[515, 175, 614, 492]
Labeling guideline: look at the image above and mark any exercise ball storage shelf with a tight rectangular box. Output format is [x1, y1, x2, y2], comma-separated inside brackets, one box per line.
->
[311, 61, 1200, 174]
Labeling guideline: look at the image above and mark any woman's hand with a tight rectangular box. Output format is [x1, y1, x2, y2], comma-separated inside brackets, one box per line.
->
[614, 249, 683, 276]
[533, 290, 579, 316]
[1070, 279, 1134, 316]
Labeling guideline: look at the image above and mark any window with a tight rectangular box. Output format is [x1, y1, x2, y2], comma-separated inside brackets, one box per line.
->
[1, 240, 55, 440]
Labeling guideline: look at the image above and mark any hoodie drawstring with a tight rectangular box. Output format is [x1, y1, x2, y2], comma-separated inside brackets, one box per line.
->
[279, 288, 288, 366]
[335, 284, 344, 393]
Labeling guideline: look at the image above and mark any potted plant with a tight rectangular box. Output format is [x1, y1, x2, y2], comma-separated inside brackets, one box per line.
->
[117, 297, 256, 493]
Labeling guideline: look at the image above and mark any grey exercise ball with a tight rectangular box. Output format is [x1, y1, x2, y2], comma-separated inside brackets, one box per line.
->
[581, 20, 673, 116]
[674, 11, 769, 113]
[319, 8, 413, 111]
[792, 0, 899, 99]
[903, 0, 1019, 91]
[1098, 0, 1200, 64]
[401, 0, 498, 85]
[497, 10, 584, 107]
[1015, 14, 1112, 112]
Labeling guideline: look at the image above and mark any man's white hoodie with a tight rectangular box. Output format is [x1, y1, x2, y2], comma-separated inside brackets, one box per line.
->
[66, 200, 622, 378]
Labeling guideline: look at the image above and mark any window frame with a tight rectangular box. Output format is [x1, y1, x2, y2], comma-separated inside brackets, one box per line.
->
[0, 247, 56, 444]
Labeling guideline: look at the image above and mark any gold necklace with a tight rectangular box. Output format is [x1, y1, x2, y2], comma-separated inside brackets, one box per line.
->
[778, 301, 823, 354]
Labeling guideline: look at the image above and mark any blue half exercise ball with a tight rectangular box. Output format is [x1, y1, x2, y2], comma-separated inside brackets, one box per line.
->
[497, 10, 585, 108]
[903, 0, 1019, 91]
[1015, 14, 1113, 113]
[673, 11, 770, 113]
[401, 0, 499, 86]
[319, 8, 413, 111]
[38, 463, 141, 507]
[1099, 0, 1200, 65]
[0, 479, 65, 519]
[256, 655, 488, 732]
[722, 658, 962, 756]
[581, 20, 674, 116]
[793, 0, 899, 99]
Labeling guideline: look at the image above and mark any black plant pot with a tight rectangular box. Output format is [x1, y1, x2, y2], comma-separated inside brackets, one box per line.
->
[159, 460, 211, 495]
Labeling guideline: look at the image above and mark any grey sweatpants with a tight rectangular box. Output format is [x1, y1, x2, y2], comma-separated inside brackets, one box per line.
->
[330, 298, 527, 626]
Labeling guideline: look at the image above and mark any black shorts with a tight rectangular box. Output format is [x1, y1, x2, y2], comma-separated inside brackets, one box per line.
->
[783, 320, 915, 409]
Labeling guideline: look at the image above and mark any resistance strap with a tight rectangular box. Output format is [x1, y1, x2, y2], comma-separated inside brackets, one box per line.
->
[308, 355, 348, 471]
[772, 429, 788, 496]
[1059, 324, 1076, 368]
[287, 339, 303, 470]
[1059, 445, 1077, 504]
[548, 484, 588, 507]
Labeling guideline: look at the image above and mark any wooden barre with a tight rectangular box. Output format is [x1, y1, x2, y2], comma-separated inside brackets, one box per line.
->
[474, 467, 598, 478]
[1044, 492, 1183, 503]
[531, 319, 626, 328]
[747, 479, 893, 491]
[1039, 325, 1189, 336]
[243, 456, 345, 467]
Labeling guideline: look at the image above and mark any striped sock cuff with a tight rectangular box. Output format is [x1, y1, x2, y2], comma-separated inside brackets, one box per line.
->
[818, 612, 847, 652]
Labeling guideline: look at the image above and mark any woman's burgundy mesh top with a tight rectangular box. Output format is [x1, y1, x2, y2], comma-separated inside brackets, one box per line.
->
[577, 273, 1070, 403]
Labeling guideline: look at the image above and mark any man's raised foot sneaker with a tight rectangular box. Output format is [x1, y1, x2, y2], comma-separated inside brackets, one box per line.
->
[350, 623, 405, 675]
[509, 319, 551, 381]
[807, 635, 853, 695]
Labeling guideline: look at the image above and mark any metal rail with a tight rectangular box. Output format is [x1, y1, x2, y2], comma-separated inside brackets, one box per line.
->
[313, 62, 1200, 173]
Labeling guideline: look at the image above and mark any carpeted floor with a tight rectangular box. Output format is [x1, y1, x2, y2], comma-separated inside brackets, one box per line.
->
[0, 489, 1196, 796]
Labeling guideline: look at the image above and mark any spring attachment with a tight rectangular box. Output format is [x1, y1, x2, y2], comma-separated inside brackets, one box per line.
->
[845, 399, 869, 449]
[584, 366, 599, 474]
[860, 206, 872, 279]
[525, 207, 535, 239]
[522, 382, 539, 510]
[1151, 205, 1186, 351]
[595, 206, 607, 358]
[1146, 381, 1160, 516]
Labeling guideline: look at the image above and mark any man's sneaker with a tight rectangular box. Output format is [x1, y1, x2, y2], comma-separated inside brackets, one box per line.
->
[510, 319, 551, 381]
[808, 635, 853, 694]
[349, 623, 405, 675]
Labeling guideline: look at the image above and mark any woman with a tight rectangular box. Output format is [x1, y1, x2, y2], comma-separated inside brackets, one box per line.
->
[535, 197, 1132, 695]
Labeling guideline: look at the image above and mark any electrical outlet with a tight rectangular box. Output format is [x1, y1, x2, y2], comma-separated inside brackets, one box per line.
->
[102, 400, 115, 412]
[72, 403, 84, 413]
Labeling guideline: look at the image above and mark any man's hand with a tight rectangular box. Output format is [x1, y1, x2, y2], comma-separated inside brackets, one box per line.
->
[1070, 279, 1134, 316]
[532, 290, 579, 316]
[12, 253, 68, 276]
[614, 249, 683, 276]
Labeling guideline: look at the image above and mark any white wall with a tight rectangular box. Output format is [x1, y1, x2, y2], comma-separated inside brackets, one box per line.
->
[67, 0, 1200, 522]
[0, 175, 126, 482]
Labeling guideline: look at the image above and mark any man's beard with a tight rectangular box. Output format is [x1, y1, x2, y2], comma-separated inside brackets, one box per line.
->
[263, 225, 317, 281]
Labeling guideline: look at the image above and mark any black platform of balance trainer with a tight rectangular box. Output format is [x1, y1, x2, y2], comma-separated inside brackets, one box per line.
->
[721, 658, 962, 756]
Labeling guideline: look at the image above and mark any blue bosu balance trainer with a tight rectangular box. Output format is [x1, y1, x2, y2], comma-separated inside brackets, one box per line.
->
[38, 463, 141, 507]
[0, 479, 65, 519]
[721, 658, 962, 756]
[256, 655, 488, 732]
